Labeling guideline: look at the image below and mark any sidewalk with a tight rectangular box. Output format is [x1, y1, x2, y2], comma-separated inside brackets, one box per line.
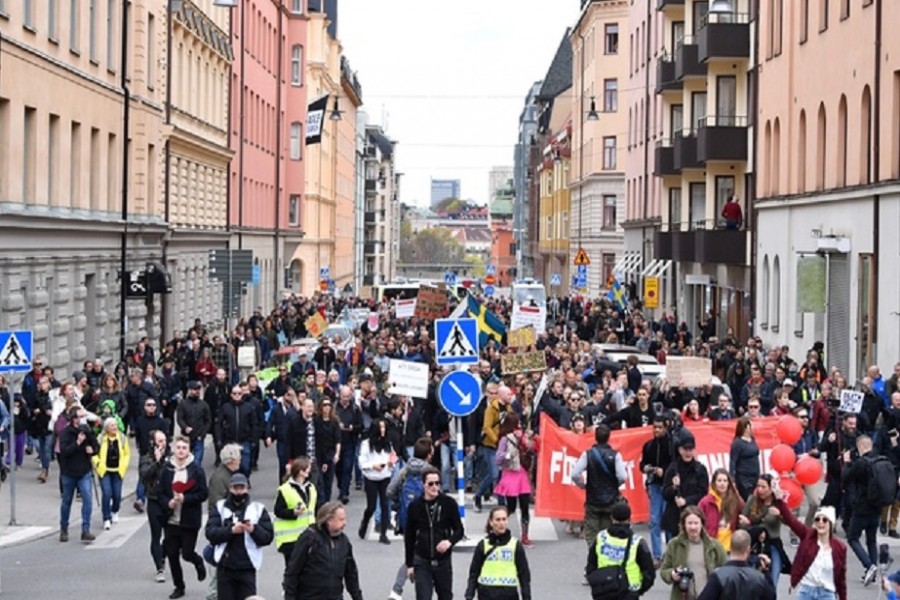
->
[0, 439, 141, 548]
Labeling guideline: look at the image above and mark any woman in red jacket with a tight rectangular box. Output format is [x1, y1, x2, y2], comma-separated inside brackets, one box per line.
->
[698, 468, 744, 552]
[775, 494, 847, 600]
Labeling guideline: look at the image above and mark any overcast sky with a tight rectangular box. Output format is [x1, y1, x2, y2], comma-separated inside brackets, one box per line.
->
[339, 0, 580, 208]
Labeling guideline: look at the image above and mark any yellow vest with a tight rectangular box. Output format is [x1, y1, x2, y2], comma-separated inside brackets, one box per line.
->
[274, 481, 316, 549]
[595, 530, 642, 591]
[477, 538, 519, 587]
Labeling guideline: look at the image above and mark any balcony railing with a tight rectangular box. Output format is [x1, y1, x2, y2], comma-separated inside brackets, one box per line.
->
[656, 55, 682, 93]
[657, 0, 684, 9]
[673, 129, 701, 170]
[697, 115, 749, 163]
[364, 211, 377, 224]
[654, 139, 679, 176]
[675, 36, 706, 80]
[698, 12, 751, 62]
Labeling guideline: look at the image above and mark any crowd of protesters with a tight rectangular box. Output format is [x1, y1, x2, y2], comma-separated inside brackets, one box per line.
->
[3, 287, 900, 600]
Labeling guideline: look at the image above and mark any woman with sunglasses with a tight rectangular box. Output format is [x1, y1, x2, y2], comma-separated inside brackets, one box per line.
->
[464, 505, 532, 600]
[774, 492, 847, 600]
[740, 474, 791, 593]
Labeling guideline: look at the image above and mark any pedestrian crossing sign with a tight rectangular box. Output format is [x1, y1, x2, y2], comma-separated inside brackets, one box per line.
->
[0, 330, 33, 373]
[434, 318, 479, 366]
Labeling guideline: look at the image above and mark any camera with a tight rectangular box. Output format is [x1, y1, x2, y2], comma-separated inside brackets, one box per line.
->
[674, 567, 694, 591]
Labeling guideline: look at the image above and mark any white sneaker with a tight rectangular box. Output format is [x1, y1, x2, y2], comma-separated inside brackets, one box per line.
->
[103, 520, 111, 530]
[863, 564, 878, 586]
[388, 592, 402, 600]
[111, 512, 119, 524]
[155, 570, 165, 583]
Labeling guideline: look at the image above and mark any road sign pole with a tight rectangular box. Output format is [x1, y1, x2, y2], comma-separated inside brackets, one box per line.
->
[456, 416, 466, 527]
[7, 371, 16, 526]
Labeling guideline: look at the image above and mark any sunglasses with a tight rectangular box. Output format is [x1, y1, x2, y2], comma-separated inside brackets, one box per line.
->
[814, 516, 830, 523]
[425, 481, 441, 487]
[748, 405, 760, 409]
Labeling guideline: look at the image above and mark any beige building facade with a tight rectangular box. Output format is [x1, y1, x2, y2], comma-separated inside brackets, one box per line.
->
[571, 0, 628, 291]
[755, 0, 900, 377]
[361, 123, 399, 293]
[0, 0, 167, 376]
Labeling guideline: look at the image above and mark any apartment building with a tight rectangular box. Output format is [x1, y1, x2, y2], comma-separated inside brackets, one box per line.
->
[0, 0, 167, 375]
[651, 0, 754, 340]
[513, 81, 542, 279]
[754, 0, 900, 377]
[361, 123, 399, 293]
[571, 0, 628, 291]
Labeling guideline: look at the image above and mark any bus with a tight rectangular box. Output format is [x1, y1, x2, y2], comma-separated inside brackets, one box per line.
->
[511, 279, 548, 333]
[371, 281, 469, 303]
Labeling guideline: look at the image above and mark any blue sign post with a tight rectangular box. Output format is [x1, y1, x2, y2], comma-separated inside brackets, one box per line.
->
[435, 318, 479, 366]
[439, 369, 482, 524]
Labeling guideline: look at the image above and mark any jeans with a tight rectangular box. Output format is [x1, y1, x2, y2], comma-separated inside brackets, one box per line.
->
[337, 440, 357, 498]
[147, 499, 167, 571]
[440, 441, 457, 491]
[99, 472, 123, 521]
[239, 441, 252, 475]
[276, 440, 288, 486]
[60, 472, 93, 532]
[36, 433, 53, 471]
[769, 543, 783, 590]
[216, 567, 256, 600]
[393, 563, 410, 595]
[796, 584, 837, 600]
[192, 437, 205, 467]
[475, 446, 498, 499]
[5, 431, 25, 467]
[413, 556, 453, 600]
[647, 483, 666, 559]
[136, 479, 146, 503]
[848, 513, 880, 569]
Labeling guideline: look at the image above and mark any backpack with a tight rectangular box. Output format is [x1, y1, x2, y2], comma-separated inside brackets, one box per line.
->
[397, 470, 425, 533]
[866, 455, 898, 507]
[587, 535, 633, 600]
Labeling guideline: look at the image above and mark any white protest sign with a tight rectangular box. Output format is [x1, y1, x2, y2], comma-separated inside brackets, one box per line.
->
[237, 346, 256, 369]
[511, 305, 546, 334]
[839, 389, 865, 413]
[395, 298, 417, 319]
[387, 359, 430, 399]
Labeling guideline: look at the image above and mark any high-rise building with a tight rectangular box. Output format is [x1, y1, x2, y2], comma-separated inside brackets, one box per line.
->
[488, 166, 513, 202]
[361, 124, 400, 291]
[430, 178, 461, 207]
[514, 82, 542, 279]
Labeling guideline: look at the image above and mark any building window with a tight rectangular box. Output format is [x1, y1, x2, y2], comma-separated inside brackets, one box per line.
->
[602, 195, 616, 229]
[602, 253, 616, 283]
[291, 45, 302, 85]
[48, 114, 60, 203]
[669, 187, 682, 230]
[602, 136, 617, 170]
[289, 194, 300, 226]
[772, 256, 781, 329]
[291, 0, 303, 14]
[604, 24, 618, 54]
[800, 0, 809, 42]
[774, 0, 783, 55]
[69, 0, 80, 51]
[23, 0, 34, 29]
[23, 107, 37, 204]
[603, 79, 618, 112]
[107, 0, 116, 71]
[290, 122, 302, 160]
[146, 13, 155, 88]
[819, 0, 828, 31]
[49, 0, 59, 40]
[0, 0, 5, 15]
[689, 182, 706, 230]
[840, 0, 849, 20]
[89, 0, 97, 61]
[715, 176, 734, 227]
[761, 256, 770, 327]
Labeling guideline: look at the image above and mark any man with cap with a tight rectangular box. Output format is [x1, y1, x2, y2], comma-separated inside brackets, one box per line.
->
[884, 569, 900, 599]
[290, 350, 313, 383]
[177, 380, 212, 466]
[205, 472, 274, 600]
[661, 429, 709, 539]
[571, 424, 628, 547]
[586, 502, 655, 599]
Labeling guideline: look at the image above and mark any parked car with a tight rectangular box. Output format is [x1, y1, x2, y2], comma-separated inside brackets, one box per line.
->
[591, 344, 666, 380]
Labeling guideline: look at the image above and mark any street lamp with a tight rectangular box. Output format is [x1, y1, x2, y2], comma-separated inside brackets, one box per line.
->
[586, 96, 600, 121]
[329, 96, 343, 121]
[213, 0, 238, 6]
[709, 0, 734, 12]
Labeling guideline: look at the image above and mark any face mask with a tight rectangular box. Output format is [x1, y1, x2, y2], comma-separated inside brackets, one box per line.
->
[229, 492, 248, 506]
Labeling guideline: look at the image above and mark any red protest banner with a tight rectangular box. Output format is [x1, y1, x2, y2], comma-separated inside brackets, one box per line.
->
[534, 414, 785, 522]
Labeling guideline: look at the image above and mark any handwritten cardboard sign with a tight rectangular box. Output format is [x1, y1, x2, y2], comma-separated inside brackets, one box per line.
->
[414, 285, 448, 320]
[305, 312, 328, 338]
[507, 326, 536, 349]
[665, 356, 713, 388]
[501, 351, 547, 375]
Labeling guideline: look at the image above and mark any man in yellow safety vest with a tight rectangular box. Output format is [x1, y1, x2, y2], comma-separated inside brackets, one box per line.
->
[586, 502, 655, 599]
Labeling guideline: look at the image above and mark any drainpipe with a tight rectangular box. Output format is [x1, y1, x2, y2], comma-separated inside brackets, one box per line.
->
[748, 0, 760, 338]
[238, 0, 246, 251]
[870, 0, 882, 362]
[273, 3, 284, 307]
[161, 1, 175, 347]
[118, 0, 132, 362]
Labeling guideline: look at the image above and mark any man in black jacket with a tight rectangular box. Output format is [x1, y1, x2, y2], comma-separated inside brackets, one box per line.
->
[571, 424, 627, 547]
[176, 380, 212, 466]
[215, 386, 257, 476]
[841, 434, 882, 584]
[586, 502, 655, 599]
[133, 397, 171, 513]
[697, 529, 775, 600]
[205, 369, 230, 462]
[283, 500, 364, 600]
[404, 466, 464, 600]
[639, 416, 673, 565]
[661, 430, 709, 539]
[58, 405, 99, 542]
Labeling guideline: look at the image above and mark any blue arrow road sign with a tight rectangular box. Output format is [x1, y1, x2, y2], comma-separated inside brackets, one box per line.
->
[435, 318, 479, 366]
[444, 272, 457, 286]
[484, 285, 495, 296]
[0, 330, 33, 372]
[438, 370, 482, 417]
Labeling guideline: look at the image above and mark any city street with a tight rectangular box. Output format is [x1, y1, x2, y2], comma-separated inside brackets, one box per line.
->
[2, 440, 899, 599]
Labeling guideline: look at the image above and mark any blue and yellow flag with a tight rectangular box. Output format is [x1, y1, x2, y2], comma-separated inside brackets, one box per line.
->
[466, 294, 507, 347]
[606, 277, 628, 313]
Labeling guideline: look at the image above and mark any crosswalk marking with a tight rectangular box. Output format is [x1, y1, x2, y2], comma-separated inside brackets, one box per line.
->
[85, 516, 146, 550]
[362, 506, 558, 543]
[0, 526, 52, 548]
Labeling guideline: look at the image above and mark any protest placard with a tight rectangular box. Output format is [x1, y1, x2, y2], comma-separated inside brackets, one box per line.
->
[305, 312, 327, 338]
[500, 351, 547, 374]
[507, 326, 536, 348]
[665, 356, 713, 387]
[414, 285, 448, 319]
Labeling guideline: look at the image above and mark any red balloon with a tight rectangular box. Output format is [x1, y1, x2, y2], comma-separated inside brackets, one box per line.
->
[770, 444, 797, 473]
[776, 416, 804, 445]
[794, 456, 824, 486]
[778, 477, 804, 510]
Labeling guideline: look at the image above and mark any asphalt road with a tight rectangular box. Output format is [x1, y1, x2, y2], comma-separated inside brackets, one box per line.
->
[1, 443, 898, 599]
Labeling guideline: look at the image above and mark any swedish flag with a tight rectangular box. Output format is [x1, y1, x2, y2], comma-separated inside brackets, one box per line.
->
[607, 277, 628, 313]
[466, 294, 506, 347]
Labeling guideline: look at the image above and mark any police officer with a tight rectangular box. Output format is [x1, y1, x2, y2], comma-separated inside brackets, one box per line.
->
[464, 505, 532, 600]
[586, 502, 655, 600]
[273, 458, 318, 569]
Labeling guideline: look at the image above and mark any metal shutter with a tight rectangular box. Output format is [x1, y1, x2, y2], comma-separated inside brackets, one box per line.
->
[827, 254, 850, 377]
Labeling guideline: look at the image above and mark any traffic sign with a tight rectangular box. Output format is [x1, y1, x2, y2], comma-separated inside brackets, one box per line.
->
[550, 273, 561, 286]
[319, 266, 330, 279]
[319, 279, 328, 291]
[438, 370, 482, 417]
[486, 264, 497, 276]
[484, 285, 495, 296]
[435, 318, 479, 366]
[577, 265, 588, 277]
[444, 272, 457, 286]
[644, 276, 659, 308]
[484, 274, 496, 286]
[573, 247, 591, 266]
[0, 330, 33, 372]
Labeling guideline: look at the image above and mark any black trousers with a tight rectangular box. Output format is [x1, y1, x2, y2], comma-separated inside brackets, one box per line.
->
[217, 567, 256, 600]
[146, 499, 167, 571]
[413, 555, 453, 600]
[362, 478, 390, 536]
[164, 524, 202, 590]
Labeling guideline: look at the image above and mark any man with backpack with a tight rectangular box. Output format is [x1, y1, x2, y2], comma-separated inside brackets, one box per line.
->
[571, 424, 628, 547]
[842, 434, 897, 586]
[386, 437, 433, 600]
[586, 502, 655, 599]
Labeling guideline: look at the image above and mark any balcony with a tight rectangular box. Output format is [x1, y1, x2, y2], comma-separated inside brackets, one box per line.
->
[696, 228, 748, 265]
[655, 57, 682, 93]
[697, 116, 748, 163]
[672, 231, 697, 262]
[364, 241, 381, 255]
[363, 274, 375, 286]
[674, 131, 701, 170]
[365, 179, 377, 193]
[654, 230, 674, 260]
[364, 211, 377, 224]
[698, 12, 750, 62]
[654, 140, 679, 176]
[675, 37, 706, 80]
[657, 0, 684, 8]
